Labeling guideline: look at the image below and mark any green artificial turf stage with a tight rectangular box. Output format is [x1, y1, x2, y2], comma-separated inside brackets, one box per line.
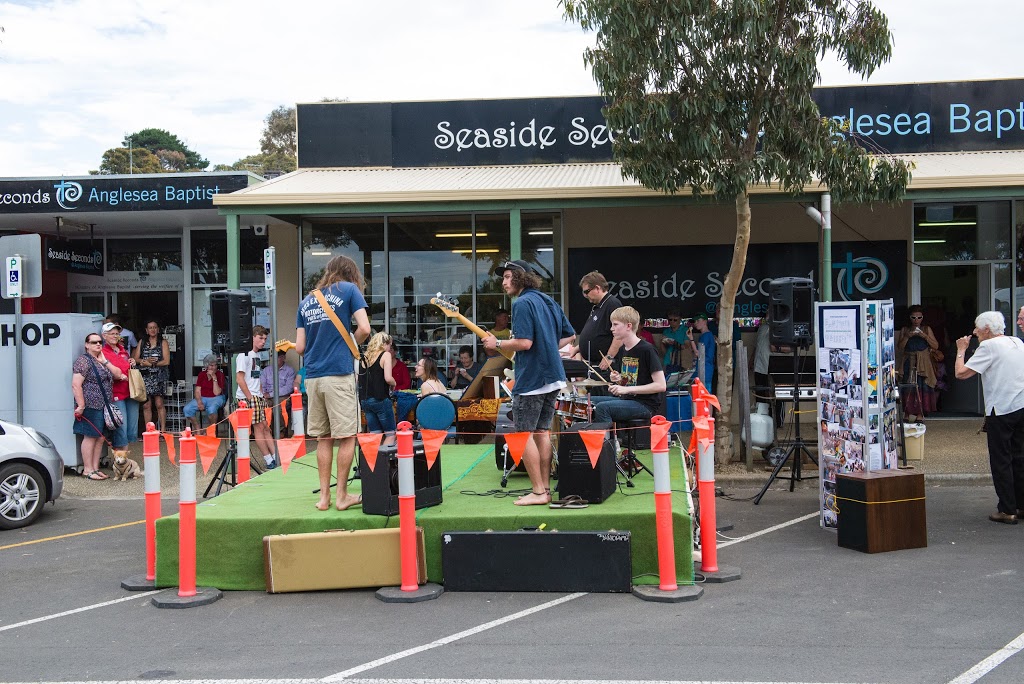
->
[154, 444, 694, 590]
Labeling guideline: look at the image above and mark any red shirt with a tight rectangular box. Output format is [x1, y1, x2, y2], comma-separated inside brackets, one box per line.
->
[196, 369, 227, 398]
[102, 344, 131, 401]
[392, 358, 412, 390]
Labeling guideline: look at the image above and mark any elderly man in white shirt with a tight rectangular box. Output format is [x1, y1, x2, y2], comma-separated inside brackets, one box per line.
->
[955, 310, 1024, 525]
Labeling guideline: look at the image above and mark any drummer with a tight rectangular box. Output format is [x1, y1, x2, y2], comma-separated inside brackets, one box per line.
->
[588, 306, 666, 425]
[566, 271, 622, 394]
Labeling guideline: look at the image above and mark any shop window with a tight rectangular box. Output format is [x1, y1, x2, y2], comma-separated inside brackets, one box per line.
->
[302, 218, 385, 326]
[106, 238, 182, 272]
[240, 228, 270, 283]
[914, 202, 1011, 261]
[191, 231, 226, 285]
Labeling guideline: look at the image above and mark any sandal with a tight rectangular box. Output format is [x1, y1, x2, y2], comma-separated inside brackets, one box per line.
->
[549, 495, 589, 509]
[86, 470, 105, 481]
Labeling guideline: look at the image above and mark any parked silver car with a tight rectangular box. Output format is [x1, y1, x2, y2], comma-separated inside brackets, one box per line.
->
[0, 419, 64, 530]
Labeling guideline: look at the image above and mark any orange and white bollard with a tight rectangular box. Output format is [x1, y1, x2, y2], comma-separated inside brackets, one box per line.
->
[650, 415, 677, 591]
[121, 422, 162, 591]
[290, 391, 304, 438]
[375, 420, 443, 603]
[697, 417, 719, 573]
[178, 428, 198, 598]
[151, 427, 223, 608]
[235, 400, 252, 483]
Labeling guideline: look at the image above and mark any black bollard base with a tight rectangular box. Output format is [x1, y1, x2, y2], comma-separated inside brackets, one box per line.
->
[632, 584, 704, 603]
[121, 574, 156, 591]
[376, 583, 444, 603]
[693, 562, 742, 583]
[151, 586, 223, 609]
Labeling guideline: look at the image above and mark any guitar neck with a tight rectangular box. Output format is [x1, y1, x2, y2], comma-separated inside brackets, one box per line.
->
[447, 310, 515, 362]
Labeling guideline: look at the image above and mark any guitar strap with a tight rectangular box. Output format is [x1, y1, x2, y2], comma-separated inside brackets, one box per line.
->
[312, 289, 361, 361]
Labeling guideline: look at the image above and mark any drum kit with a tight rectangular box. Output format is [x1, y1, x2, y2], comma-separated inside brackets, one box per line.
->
[555, 378, 608, 425]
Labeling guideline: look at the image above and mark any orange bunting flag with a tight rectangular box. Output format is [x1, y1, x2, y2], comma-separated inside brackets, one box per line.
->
[691, 416, 713, 452]
[280, 402, 289, 427]
[161, 432, 176, 465]
[356, 432, 384, 472]
[195, 435, 220, 475]
[227, 411, 240, 435]
[205, 426, 216, 438]
[578, 430, 608, 469]
[420, 429, 447, 470]
[264, 407, 273, 426]
[650, 420, 671, 452]
[502, 431, 531, 467]
[276, 436, 304, 475]
[706, 392, 721, 411]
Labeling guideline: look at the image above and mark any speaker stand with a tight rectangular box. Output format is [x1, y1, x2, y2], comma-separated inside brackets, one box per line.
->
[754, 347, 818, 505]
[204, 439, 237, 498]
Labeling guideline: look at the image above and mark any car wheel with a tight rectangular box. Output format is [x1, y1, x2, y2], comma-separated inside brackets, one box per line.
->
[0, 463, 48, 530]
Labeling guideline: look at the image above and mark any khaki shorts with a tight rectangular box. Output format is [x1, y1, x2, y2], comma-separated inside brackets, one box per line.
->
[306, 374, 358, 438]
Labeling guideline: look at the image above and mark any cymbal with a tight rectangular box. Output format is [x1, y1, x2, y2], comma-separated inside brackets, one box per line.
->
[571, 378, 609, 387]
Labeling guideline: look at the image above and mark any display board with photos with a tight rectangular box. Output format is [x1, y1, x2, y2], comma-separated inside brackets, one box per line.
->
[815, 300, 900, 530]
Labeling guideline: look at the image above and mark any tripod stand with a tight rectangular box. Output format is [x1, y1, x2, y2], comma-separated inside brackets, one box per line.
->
[754, 346, 818, 505]
[202, 427, 265, 498]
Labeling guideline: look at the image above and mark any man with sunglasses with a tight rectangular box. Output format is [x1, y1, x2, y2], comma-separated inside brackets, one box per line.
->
[567, 271, 623, 384]
[484, 260, 575, 506]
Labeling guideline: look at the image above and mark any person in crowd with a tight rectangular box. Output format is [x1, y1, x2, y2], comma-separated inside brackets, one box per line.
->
[132, 320, 170, 433]
[955, 311, 1024, 525]
[483, 260, 574, 506]
[261, 350, 299, 401]
[637, 323, 655, 346]
[752, 313, 772, 392]
[567, 271, 622, 376]
[295, 255, 370, 512]
[103, 314, 137, 353]
[183, 355, 227, 433]
[449, 345, 483, 389]
[897, 305, 941, 422]
[659, 309, 694, 375]
[588, 306, 666, 424]
[360, 332, 398, 448]
[73, 333, 121, 480]
[235, 325, 278, 470]
[391, 341, 418, 422]
[100, 321, 135, 450]
[415, 357, 448, 396]
[484, 309, 512, 358]
[692, 312, 717, 391]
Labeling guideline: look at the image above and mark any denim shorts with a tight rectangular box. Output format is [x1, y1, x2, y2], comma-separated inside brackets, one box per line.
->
[513, 390, 559, 432]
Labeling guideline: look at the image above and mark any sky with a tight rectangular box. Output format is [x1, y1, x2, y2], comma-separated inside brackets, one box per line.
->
[0, 0, 1021, 177]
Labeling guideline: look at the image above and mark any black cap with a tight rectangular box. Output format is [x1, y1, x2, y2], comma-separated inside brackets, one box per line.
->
[493, 260, 534, 277]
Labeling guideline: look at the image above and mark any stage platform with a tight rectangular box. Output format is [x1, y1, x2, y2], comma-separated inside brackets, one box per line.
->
[154, 444, 694, 590]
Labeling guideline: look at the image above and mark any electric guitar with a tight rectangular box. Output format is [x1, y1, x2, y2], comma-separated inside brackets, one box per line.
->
[431, 294, 515, 362]
[274, 339, 296, 353]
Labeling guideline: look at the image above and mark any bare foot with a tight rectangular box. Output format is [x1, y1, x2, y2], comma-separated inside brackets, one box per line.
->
[315, 497, 331, 511]
[336, 494, 362, 511]
[514, 491, 551, 506]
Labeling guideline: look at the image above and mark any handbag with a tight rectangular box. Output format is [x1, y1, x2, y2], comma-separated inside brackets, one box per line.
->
[88, 358, 124, 430]
[929, 348, 944, 363]
[128, 368, 148, 402]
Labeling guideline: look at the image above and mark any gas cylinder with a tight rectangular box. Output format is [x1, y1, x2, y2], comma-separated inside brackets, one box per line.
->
[750, 402, 775, 449]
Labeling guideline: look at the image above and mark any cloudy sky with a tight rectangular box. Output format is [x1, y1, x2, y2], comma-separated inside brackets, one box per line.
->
[0, 0, 1020, 177]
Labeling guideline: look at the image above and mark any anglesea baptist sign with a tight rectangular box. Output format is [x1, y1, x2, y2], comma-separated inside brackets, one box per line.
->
[297, 78, 1024, 168]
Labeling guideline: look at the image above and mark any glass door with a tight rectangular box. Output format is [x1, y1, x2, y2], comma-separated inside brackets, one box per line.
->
[920, 265, 983, 415]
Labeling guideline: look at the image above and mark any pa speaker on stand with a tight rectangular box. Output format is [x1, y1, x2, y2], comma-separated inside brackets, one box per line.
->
[769, 277, 814, 348]
[210, 289, 253, 354]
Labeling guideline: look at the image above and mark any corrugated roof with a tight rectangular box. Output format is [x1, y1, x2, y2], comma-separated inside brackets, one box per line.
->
[213, 151, 1024, 207]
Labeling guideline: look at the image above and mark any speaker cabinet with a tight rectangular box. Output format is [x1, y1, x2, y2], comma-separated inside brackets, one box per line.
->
[358, 441, 442, 516]
[210, 289, 253, 354]
[494, 421, 526, 472]
[556, 421, 616, 503]
[769, 277, 815, 347]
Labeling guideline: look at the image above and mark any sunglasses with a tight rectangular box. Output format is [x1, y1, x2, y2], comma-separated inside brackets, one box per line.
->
[582, 287, 595, 296]
[910, 315, 923, 320]
[86, 339, 102, 344]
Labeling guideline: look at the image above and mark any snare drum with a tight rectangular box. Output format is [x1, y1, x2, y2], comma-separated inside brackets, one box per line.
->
[555, 392, 574, 417]
[569, 394, 592, 420]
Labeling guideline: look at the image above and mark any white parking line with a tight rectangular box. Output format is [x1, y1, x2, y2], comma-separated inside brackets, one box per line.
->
[0, 590, 163, 632]
[717, 511, 819, 547]
[947, 629, 1024, 684]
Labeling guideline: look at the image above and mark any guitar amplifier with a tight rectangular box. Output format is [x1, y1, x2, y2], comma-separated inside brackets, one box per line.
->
[358, 441, 442, 516]
[556, 421, 617, 503]
[441, 530, 631, 592]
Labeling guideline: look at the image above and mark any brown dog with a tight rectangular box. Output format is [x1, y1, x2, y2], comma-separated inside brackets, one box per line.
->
[111, 449, 143, 481]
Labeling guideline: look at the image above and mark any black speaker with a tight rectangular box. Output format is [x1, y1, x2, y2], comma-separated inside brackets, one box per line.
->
[556, 421, 616, 503]
[210, 289, 253, 354]
[358, 441, 442, 516]
[495, 421, 526, 472]
[769, 277, 814, 347]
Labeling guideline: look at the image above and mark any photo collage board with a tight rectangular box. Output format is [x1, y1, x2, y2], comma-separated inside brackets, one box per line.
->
[815, 300, 899, 529]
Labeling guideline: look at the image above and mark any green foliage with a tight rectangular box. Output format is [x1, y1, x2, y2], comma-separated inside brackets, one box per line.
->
[90, 147, 163, 175]
[123, 128, 209, 171]
[259, 106, 297, 157]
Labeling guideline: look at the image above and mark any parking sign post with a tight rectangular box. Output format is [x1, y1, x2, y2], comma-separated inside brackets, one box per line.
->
[264, 247, 281, 441]
[3, 234, 43, 426]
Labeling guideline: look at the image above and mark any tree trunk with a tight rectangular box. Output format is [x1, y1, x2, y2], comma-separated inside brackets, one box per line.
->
[714, 191, 752, 463]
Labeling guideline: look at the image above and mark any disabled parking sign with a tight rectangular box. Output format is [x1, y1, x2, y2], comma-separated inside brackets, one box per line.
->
[5, 256, 22, 298]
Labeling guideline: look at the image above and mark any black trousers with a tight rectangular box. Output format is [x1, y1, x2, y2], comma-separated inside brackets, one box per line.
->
[985, 407, 1024, 514]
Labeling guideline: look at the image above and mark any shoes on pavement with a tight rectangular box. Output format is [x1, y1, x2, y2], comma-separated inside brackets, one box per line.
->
[988, 511, 1017, 525]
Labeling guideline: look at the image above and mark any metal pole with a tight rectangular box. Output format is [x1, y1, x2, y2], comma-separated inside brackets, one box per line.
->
[14, 295, 23, 424]
[270, 286, 280, 441]
[822, 193, 832, 302]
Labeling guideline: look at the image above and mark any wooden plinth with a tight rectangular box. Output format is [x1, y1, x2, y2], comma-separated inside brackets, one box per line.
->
[836, 470, 927, 553]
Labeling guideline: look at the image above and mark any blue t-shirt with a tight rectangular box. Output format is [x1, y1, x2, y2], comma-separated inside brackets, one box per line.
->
[296, 282, 368, 379]
[510, 288, 575, 395]
[698, 330, 717, 385]
[661, 325, 690, 367]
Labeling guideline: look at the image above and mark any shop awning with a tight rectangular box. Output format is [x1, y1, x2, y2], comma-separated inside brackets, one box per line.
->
[212, 150, 1024, 208]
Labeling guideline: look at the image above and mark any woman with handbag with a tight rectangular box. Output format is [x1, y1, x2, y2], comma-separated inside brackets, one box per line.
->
[72, 333, 124, 480]
[101, 321, 138, 447]
[133, 319, 170, 433]
[897, 305, 941, 421]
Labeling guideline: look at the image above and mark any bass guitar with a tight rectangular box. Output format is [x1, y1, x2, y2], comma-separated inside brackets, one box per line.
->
[430, 294, 515, 362]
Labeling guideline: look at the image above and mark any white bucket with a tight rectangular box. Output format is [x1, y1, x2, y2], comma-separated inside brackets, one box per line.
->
[902, 423, 926, 460]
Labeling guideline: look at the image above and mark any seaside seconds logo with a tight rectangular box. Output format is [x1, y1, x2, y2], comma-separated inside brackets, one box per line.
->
[53, 180, 83, 210]
[833, 252, 889, 302]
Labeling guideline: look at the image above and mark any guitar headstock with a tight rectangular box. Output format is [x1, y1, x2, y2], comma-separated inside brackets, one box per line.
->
[274, 339, 296, 353]
[430, 293, 461, 317]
